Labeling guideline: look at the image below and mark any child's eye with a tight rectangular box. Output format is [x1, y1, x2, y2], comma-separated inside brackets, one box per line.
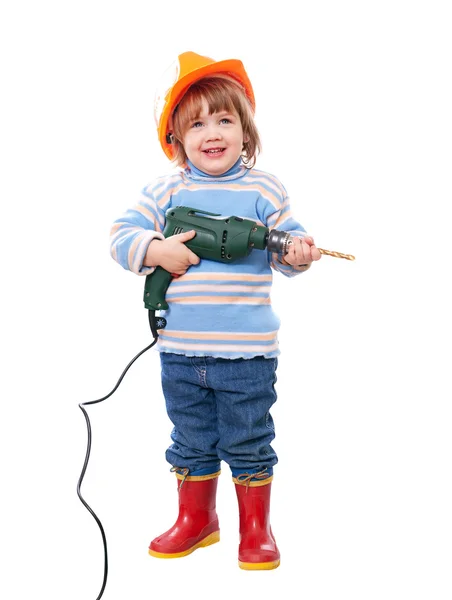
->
[220, 118, 231, 124]
[192, 121, 203, 128]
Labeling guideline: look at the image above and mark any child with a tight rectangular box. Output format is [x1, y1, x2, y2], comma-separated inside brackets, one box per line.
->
[110, 51, 321, 570]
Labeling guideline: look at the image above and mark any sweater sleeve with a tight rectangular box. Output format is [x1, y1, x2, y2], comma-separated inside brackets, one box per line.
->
[256, 173, 309, 278]
[110, 182, 170, 276]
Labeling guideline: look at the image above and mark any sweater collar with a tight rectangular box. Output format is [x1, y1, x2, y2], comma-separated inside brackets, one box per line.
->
[184, 158, 246, 181]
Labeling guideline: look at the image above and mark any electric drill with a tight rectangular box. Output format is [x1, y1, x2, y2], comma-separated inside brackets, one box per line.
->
[143, 206, 293, 312]
[143, 206, 354, 337]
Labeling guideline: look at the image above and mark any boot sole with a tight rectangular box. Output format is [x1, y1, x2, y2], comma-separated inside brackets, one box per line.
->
[238, 559, 280, 570]
[148, 530, 220, 559]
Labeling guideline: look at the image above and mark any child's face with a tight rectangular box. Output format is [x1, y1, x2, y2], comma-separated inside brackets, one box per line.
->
[181, 99, 246, 176]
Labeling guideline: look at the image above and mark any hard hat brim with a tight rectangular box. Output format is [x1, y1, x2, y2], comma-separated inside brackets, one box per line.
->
[158, 58, 255, 160]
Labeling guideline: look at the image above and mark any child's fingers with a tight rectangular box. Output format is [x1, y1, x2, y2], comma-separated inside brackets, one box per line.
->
[188, 251, 200, 265]
[176, 229, 197, 242]
[311, 246, 321, 261]
[299, 238, 321, 262]
[293, 238, 306, 264]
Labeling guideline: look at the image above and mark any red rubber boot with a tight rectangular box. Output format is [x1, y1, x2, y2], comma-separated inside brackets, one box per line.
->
[235, 479, 280, 570]
[149, 473, 220, 558]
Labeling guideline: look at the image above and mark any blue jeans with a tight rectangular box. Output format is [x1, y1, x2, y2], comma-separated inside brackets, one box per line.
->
[159, 353, 278, 479]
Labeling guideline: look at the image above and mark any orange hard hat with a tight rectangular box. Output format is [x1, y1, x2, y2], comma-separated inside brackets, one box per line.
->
[154, 51, 256, 160]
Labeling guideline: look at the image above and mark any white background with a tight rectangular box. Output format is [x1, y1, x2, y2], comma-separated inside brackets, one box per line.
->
[1, 1, 451, 599]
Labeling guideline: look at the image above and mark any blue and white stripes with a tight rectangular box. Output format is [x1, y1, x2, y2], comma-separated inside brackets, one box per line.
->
[110, 162, 308, 358]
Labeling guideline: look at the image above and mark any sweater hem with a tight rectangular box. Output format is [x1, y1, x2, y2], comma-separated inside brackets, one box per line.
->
[156, 347, 280, 360]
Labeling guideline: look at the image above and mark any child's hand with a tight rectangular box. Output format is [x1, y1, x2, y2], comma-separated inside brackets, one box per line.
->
[281, 236, 321, 267]
[145, 230, 200, 274]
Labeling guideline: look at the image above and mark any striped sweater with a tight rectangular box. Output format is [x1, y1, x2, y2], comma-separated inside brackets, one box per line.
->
[110, 159, 308, 359]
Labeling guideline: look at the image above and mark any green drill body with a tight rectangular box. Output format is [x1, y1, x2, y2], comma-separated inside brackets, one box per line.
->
[143, 206, 286, 311]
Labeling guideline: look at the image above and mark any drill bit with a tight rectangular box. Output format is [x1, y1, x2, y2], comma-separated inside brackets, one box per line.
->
[318, 248, 355, 261]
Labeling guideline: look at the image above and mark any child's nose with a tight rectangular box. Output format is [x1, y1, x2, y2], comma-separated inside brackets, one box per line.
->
[205, 125, 222, 141]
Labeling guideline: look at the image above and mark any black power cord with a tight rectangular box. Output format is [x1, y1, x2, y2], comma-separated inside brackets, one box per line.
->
[77, 311, 161, 600]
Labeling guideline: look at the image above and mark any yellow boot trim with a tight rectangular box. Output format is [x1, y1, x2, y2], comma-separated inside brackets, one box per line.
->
[148, 530, 220, 559]
[238, 558, 280, 570]
[174, 470, 221, 482]
[232, 475, 273, 487]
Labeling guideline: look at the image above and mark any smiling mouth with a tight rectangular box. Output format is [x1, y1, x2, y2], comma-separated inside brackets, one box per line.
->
[203, 148, 225, 155]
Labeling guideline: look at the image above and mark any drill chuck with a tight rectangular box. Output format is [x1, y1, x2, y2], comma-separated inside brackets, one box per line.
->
[266, 229, 293, 255]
